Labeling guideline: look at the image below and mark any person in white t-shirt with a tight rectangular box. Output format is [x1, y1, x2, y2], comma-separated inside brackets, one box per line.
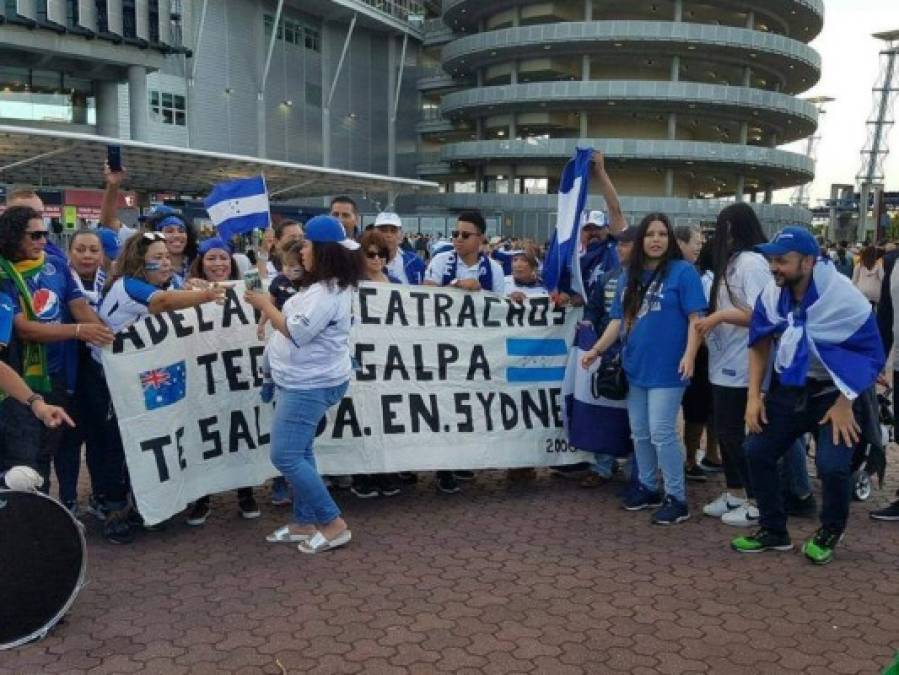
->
[423, 211, 504, 494]
[694, 204, 814, 527]
[504, 251, 548, 302]
[424, 211, 505, 294]
[245, 215, 360, 554]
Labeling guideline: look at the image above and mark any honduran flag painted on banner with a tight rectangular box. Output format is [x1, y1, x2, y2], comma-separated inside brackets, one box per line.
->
[542, 147, 593, 294]
[749, 257, 885, 401]
[204, 176, 271, 241]
[561, 324, 632, 457]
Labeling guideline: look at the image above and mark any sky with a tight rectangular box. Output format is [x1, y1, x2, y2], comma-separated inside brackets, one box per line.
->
[781, 0, 899, 205]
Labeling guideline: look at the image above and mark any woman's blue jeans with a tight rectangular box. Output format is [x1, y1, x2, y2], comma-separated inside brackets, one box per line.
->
[270, 382, 348, 526]
[626, 384, 688, 502]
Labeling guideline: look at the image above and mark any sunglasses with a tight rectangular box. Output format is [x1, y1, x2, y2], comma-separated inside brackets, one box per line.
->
[451, 230, 478, 240]
[26, 230, 50, 241]
[365, 249, 388, 260]
[142, 232, 167, 242]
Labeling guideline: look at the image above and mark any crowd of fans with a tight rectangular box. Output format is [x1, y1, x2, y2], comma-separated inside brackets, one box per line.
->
[0, 153, 897, 563]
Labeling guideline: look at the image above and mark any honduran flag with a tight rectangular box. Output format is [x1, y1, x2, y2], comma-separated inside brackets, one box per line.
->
[542, 147, 593, 294]
[560, 324, 632, 456]
[204, 176, 271, 241]
[749, 258, 885, 401]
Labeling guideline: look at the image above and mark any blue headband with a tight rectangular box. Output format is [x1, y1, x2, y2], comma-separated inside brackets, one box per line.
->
[155, 214, 186, 231]
[198, 237, 232, 256]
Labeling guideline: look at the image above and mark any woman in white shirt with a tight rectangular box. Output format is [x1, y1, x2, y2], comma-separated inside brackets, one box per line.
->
[245, 216, 361, 554]
[694, 204, 773, 525]
[852, 246, 883, 308]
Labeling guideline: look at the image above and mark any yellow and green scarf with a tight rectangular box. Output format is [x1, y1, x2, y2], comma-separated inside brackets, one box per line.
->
[0, 253, 51, 393]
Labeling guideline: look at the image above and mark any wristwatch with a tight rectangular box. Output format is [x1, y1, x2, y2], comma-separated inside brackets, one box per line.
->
[26, 393, 43, 409]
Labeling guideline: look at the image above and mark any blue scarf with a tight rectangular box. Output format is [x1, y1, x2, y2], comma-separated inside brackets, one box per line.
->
[441, 253, 494, 291]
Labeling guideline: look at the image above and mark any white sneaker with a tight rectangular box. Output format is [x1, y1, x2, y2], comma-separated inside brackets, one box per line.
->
[702, 492, 745, 518]
[721, 502, 760, 528]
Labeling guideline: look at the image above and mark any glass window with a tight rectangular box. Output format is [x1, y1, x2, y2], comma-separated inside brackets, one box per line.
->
[150, 90, 159, 106]
[161, 92, 173, 107]
[149, 89, 186, 126]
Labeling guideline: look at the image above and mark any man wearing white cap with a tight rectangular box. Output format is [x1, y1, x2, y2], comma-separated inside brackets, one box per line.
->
[373, 212, 426, 285]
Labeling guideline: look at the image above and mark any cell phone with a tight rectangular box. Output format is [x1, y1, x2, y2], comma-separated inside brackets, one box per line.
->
[244, 269, 262, 292]
[107, 144, 122, 172]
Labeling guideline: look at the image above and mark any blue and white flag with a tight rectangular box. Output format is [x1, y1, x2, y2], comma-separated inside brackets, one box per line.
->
[749, 258, 885, 400]
[560, 324, 631, 455]
[203, 176, 270, 241]
[543, 147, 593, 293]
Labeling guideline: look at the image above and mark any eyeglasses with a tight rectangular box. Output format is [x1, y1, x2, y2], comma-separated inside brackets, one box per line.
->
[451, 230, 477, 240]
[142, 232, 167, 242]
[26, 230, 50, 241]
[365, 250, 388, 260]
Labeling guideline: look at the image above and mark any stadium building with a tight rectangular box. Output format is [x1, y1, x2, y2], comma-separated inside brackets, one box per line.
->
[0, 1, 822, 235]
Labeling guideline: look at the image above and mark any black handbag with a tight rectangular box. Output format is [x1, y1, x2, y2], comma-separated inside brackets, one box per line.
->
[591, 352, 628, 401]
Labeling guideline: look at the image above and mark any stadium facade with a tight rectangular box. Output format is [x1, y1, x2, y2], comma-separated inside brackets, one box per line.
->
[0, 0, 822, 236]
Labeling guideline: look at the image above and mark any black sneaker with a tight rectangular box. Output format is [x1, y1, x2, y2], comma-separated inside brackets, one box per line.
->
[187, 500, 211, 526]
[685, 465, 708, 482]
[870, 499, 899, 521]
[350, 476, 379, 499]
[731, 528, 793, 553]
[785, 493, 817, 518]
[86, 495, 109, 522]
[699, 458, 723, 472]
[652, 496, 690, 525]
[436, 472, 461, 494]
[453, 470, 475, 482]
[377, 474, 401, 497]
[103, 512, 134, 545]
[238, 494, 261, 519]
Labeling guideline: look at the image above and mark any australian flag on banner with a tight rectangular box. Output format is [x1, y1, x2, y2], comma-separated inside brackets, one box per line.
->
[140, 361, 187, 411]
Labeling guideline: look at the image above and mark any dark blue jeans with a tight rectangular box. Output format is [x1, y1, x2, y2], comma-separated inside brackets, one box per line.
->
[744, 379, 854, 535]
[55, 355, 105, 503]
[81, 362, 130, 509]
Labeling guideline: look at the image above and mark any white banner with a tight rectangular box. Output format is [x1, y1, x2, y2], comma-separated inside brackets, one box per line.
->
[103, 282, 590, 524]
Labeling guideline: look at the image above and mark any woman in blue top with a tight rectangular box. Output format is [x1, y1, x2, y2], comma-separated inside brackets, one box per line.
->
[582, 213, 707, 525]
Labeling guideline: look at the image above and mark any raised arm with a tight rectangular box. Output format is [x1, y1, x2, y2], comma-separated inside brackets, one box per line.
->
[592, 151, 627, 235]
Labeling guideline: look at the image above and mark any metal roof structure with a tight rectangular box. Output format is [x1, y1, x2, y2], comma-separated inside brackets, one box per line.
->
[0, 125, 438, 201]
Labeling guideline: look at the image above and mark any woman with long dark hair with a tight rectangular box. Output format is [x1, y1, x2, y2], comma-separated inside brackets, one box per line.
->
[245, 216, 361, 553]
[693, 203, 772, 526]
[582, 213, 706, 524]
[851, 245, 883, 308]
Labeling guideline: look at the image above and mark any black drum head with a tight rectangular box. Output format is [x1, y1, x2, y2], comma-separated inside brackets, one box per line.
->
[0, 490, 86, 649]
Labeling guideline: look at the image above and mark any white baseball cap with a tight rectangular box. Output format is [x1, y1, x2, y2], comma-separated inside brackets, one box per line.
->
[374, 212, 402, 228]
[584, 210, 608, 228]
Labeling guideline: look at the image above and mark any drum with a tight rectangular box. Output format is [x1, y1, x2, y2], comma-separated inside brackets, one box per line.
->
[0, 489, 87, 649]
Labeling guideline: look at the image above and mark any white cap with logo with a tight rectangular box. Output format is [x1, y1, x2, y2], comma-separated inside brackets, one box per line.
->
[374, 212, 403, 228]
[583, 210, 608, 227]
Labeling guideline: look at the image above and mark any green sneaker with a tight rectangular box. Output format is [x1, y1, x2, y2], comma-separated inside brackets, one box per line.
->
[731, 528, 793, 553]
[802, 527, 843, 565]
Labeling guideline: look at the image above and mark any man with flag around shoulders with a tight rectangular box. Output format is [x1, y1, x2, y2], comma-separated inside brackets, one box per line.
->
[733, 227, 885, 564]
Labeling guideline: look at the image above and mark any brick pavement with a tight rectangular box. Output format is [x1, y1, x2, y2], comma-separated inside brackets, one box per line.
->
[2, 452, 899, 675]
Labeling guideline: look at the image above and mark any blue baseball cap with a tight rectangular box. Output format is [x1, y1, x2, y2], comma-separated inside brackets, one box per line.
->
[755, 226, 819, 257]
[304, 215, 360, 250]
[96, 227, 121, 260]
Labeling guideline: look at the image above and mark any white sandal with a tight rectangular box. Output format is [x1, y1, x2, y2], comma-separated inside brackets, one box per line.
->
[297, 529, 352, 554]
[266, 525, 314, 543]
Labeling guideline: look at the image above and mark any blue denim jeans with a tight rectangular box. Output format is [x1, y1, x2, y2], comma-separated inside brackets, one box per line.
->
[626, 384, 688, 502]
[270, 382, 348, 526]
[591, 454, 617, 478]
[745, 380, 854, 534]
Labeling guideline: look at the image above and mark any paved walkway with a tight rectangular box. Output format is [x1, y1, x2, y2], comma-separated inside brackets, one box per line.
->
[3, 452, 899, 675]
